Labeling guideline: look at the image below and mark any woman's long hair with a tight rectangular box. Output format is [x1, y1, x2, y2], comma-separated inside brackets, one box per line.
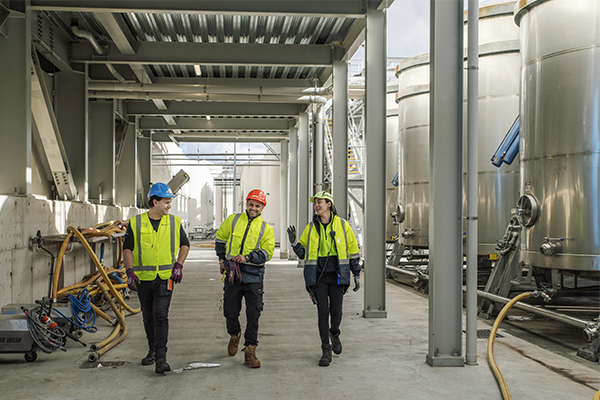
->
[328, 200, 337, 216]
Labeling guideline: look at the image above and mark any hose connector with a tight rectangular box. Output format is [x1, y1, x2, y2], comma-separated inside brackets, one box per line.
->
[583, 320, 600, 342]
[539, 237, 563, 257]
[401, 229, 413, 239]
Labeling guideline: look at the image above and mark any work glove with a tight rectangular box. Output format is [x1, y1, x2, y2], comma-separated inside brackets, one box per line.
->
[172, 262, 183, 284]
[126, 269, 139, 291]
[353, 275, 360, 292]
[287, 226, 297, 245]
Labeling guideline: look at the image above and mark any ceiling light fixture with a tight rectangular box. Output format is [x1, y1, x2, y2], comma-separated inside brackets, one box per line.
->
[206, 115, 211, 121]
[194, 64, 202, 76]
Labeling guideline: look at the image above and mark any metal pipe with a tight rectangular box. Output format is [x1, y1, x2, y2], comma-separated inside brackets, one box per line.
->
[476, 290, 589, 330]
[89, 90, 314, 103]
[280, 139, 289, 259]
[88, 81, 307, 95]
[288, 126, 299, 261]
[71, 25, 103, 55]
[104, 64, 127, 84]
[332, 54, 348, 216]
[466, 0, 480, 367]
[232, 143, 237, 213]
[313, 103, 324, 193]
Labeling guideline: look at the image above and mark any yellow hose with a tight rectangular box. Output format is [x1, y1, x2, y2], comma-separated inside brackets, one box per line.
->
[94, 281, 128, 359]
[67, 226, 140, 315]
[488, 291, 532, 400]
[593, 390, 600, 400]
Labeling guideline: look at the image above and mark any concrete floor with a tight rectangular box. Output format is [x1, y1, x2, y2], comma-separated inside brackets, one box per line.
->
[1, 247, 598, 400]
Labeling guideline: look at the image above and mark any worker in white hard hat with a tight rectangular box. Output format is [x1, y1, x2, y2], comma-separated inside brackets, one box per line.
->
[288, 190, 361, 367]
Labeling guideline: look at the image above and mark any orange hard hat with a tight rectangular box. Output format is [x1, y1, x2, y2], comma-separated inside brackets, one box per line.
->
[246, 189, 267, 206]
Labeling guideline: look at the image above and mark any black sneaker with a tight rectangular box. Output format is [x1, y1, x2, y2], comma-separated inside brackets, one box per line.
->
[155, 358, 171, 374]
[141, 350, 155, 365]
[330, 330, 342, 355]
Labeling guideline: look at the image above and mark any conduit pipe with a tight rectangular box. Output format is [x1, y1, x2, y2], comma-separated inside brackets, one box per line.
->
[296, 95, 328, 104]
[465, 0, 480, 366]
[313, 103, 325, 193]
[104, 63, 128, 84]
[302, 85, 333, 96]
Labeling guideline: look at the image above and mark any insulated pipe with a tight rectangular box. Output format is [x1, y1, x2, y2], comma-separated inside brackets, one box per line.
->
[288, 126, 299, 261]
[88, 82, 308, 95]
[298, 112, 310, 239]
[332, 53, 349, 216]
[302, 86, 333, 96]
[296, 95, 328, 104]
[71, 25, 103, 55]
[89, 90, 313, 103]
[104, 64, 127, 84]
[465, 0, 480, 367]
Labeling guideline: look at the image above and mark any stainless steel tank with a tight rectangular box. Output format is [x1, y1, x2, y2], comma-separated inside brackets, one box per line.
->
[463, 1, 521, 256]
[386, 83, 399, 241]
[515, 0, 600, 272]
[395, 54, 430, 248]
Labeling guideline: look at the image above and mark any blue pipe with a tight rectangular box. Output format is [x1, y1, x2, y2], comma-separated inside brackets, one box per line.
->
[491, 116, 520, 167]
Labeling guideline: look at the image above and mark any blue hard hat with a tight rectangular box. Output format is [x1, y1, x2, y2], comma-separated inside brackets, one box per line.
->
[148, 182, 174, 198]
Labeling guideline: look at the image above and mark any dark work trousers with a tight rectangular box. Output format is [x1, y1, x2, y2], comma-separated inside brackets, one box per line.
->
[313, 272, 345, 345]
[137, 277, 173, 360]
[223, 281, 264, 347]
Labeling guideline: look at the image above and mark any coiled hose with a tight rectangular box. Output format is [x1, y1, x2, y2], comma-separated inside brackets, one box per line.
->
[488, 291, 532, 400]
[53, 288, 97, 333]
[22, 300, 67, 354]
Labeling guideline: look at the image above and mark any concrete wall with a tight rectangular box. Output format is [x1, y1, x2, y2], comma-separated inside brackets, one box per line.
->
[0, 195, 141, 307]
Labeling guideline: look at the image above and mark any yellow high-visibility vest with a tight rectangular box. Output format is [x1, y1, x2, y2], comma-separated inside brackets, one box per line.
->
[131, 212, 181, 281]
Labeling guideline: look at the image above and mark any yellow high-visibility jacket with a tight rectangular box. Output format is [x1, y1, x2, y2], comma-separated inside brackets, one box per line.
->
[216, 212, 275, 283]
[298, 214, 360, 286]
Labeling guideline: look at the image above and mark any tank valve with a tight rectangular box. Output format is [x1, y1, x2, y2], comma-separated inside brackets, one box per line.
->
[401, 229, 413, 239]
[539, 237, 563, 257]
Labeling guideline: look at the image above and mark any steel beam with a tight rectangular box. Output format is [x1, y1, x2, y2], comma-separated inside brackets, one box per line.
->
[31, 0, 368, 17]
[332, 47, 349, 216]
[298, 112, 310, 234]
[126, 101, 302, 117]
[0, 2, 31, 195]
[116, 122, 136, 206]
[280, 139, 289, 259]
[363, 3, 387, 319]
[89, 101, 115, 204]
[426, 0, 465, 368]
[288, 126, 299, 260]
[72, 42, 333, 67]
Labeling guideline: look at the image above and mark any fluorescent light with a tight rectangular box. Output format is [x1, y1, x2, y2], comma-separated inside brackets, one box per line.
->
[206, 115, 211, 121]
[194, 64, 202, 76]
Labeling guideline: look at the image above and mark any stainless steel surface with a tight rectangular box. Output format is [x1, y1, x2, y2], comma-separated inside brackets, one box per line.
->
[386, 86, 399, 241]
[516, 0, 600, 272]
[396, 56, 430, 248]
[462, 1, 521, 256]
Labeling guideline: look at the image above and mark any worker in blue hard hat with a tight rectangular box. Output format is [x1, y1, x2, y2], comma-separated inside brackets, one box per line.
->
[287, 190, 361, 367]
[123, 182, 190, 374]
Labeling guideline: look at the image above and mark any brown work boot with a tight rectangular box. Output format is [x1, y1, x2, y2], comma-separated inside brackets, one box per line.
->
[228, 332, 241, 356]
[243, 345, 261, 368]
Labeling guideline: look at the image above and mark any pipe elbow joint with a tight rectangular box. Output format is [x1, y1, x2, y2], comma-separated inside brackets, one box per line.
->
[539, 241, 561, 257]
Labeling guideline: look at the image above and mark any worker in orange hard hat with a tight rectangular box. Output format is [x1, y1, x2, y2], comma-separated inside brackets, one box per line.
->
[215, 189, 275, 368]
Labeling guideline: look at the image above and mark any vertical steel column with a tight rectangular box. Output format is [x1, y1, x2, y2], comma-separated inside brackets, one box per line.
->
[465, 0, 479, 366]
[84, 64, 90, 202]
[115, 122, 136, 207]
[89, 101, 115, 204]
[363, 2, 387, 319]
[233, 142, 237, 213]
[0, 2, 31, 195]
[313, 105, 324, 194]
[288, 126, 299, 261]
[298, 112, 310, 230]
[333, 46, 349, 215]
[426, 0, 465, 367]
[280, 139, 289, 259]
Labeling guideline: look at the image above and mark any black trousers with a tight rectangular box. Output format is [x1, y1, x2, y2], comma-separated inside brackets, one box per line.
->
[137, 278, 173, 360]
[223, 281, 263, 346]
[313, 272, 345, 345]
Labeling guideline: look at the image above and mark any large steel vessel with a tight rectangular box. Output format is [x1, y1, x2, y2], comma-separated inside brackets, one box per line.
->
[514, 0, 600, 272]
[395, 54, 430, 248]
